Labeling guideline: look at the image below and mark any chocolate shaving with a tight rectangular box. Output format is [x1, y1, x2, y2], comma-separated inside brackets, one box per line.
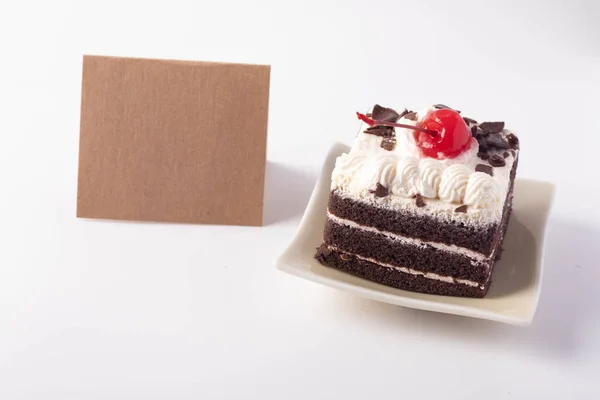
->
[476, 164, 493, 176]
[370, 183, 389, 197]
[506, 133, 519, 149]
[477, 152, 490, 160]
[372, 104, 401, 122]
[479, 121, 505, 134]
[433, 104, 461, 113]
[476, 136, 488, 151]
[463, 117, 477, 125]
[503, 151, 509, 158]
[403, 111, 418, 121]
[397, 108, 410, 119]
[455, 205, 468, 213]
[484, 133, 509, 149]
[471, 126, 478, 137]
[414, 193, 425, 208]
[488, 154, 506, 167]
[380, 137, 396, 151]
[340, 253, 351, 261]
[365, 125, 395, 138]
[510, 150, 516, 157]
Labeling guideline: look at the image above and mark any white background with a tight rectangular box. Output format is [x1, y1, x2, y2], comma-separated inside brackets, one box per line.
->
[1, 0, 599, 398]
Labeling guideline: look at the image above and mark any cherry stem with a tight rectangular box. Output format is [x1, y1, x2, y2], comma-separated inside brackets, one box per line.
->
[356, 112, 438, 136]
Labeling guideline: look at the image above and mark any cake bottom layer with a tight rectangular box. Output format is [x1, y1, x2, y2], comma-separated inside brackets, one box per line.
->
[315, 245, 490, 298]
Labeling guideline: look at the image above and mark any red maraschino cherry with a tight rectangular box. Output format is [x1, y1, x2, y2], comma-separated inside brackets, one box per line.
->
[414, 109, 471, 159]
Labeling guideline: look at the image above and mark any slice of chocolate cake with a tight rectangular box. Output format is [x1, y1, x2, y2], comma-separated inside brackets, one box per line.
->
[315, 104, 519, 298]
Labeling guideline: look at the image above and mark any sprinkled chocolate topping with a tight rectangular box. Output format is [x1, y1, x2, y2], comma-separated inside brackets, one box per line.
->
[503, 151, 509, 158]
[510, 150, 516, 157]
[370, 183, 389, 197]
[397, 108, 411, 119]
[455, 205, 468, 213]
[403, 111, 418, 121]
[476, 164, 493, 176]
[364, 125, 395, 138]
[476, 136, 488, 151]
[471, 126, 478, 137]
[433, 104, 461, 113]
[463, 117, 477, 125]
[372, 104, 401, 122]
[479, 121, 505, 134]
[414, 193, 426, 208]
[485, 133, 509, 149]
[488, 154, 506, 167]
[478, 152, 490, 160]
[380, 137, 396, 151]
[506, 133, 519, 149]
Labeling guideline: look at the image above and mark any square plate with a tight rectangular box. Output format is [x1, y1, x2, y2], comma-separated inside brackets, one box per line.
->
[276, 143, 555, 326]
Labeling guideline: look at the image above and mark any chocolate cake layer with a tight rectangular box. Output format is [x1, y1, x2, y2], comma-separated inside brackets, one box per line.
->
[315, 245, 489, 298]
[328, 157, 519, 255]
[322, 219, 492, 283]
[492, 185, 514, 262]
[328, 194, 497, 254]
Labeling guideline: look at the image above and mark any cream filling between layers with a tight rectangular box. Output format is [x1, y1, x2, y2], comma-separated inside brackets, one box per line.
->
[326, 245, 485, 289]
[327, 211, 491, 264]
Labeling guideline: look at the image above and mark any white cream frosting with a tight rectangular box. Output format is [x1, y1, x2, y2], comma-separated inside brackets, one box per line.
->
[371, 157, 397, 188]
[332, 154, 507, 206]
[438, 164, 472, 203]
[391, 157, 419, 197]
[331, 105, 519, 224]
[464, 172, 503, 209]
[417, 159, 444, 199]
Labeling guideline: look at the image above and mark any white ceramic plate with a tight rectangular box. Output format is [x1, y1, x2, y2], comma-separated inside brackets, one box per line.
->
[276, 143, 555, 326]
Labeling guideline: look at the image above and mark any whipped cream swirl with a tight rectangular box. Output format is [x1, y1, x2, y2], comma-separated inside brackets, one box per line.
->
[392, 157, 419, 197]
[438, 164, 471, 203]
[332, 153, 506, 209]
[464, 172, 503, 209]
[417, 159, 444, 198]
[370, 157, 397, 188]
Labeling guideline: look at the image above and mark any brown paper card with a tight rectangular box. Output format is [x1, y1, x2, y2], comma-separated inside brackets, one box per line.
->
[77, 55, 270, 226]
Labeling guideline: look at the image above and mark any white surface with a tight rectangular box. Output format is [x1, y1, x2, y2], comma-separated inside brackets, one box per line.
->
[1, 0, 599, 398]
[277, 143, 554, 326]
